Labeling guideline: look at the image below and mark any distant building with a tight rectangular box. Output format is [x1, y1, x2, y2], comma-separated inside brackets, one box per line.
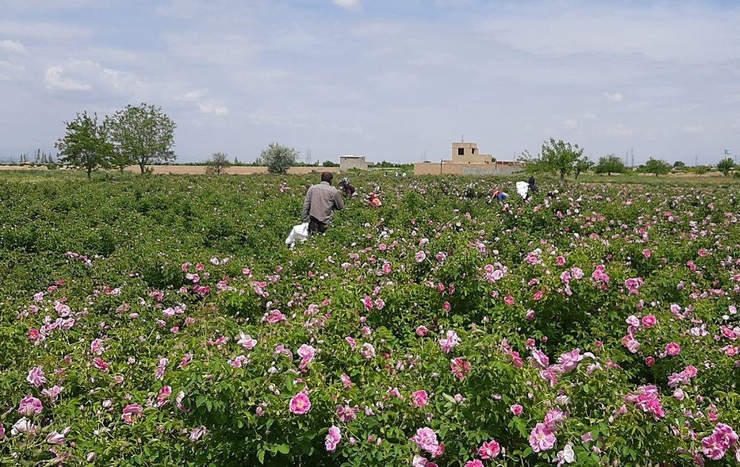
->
[340, 155, 368, 171]
[414, 141, 524, 176]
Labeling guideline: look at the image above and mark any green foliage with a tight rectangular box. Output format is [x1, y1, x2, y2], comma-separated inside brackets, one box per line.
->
[55, 111, 113, 179]
[527, 138, 585, 181]
[594, 154, 627, 176]
[640, 157, 672, 177]
[205, 152, 231, 175]
[322, 160, 339, 167]
[0, 172, 739, 465]
[573, 156, 594, 180]
[106, 103, 177, 174]
[717, 157, 735, 176]
[260, 143, 299, 174]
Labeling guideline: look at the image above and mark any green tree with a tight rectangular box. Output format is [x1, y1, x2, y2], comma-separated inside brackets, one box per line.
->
[641, 157, 671, 177]
[260, 142, 298, 174]
[55, 111, 112, 180]
[106, 103, 177, 174]
[717, 157, 735, 176]
[205, 152, 231, 175]
[528, 138, 584, 181]
[594, 154, 627, 176]
[673, 161, 686, 169]
[322, 160, 339, 167]
[574, 156, 594, 180]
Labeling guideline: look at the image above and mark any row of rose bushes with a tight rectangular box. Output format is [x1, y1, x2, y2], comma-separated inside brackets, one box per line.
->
[0, 172, 738, 465]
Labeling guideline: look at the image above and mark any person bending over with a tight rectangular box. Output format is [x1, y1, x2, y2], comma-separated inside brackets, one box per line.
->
[302, 172, 345, 234]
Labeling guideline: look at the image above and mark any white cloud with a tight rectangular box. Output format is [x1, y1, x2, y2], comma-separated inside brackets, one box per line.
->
[197, 102, 229, 117]
[682, 125, 705, 134]
[0, 60, 25, 81]
[582, 112, 597, 120]
[43, 59, 142, 94]
[603, 92, 624, 103]
[604, 124, 633, 137]
[44, 64, 92, 91]
[564, 119, 578, 129]
[0, 39, 29, 55]
[332, 0, 362, 12]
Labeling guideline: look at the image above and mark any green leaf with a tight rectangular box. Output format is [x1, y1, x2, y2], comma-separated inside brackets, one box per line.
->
[285, 374, 294, 392]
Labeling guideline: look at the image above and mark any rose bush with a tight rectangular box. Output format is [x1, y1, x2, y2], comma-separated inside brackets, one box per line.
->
[0, 172, 738, 465]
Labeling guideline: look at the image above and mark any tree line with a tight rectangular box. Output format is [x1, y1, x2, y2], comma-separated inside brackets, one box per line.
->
[55, 103, 176, 179]
[521, 138, 735, 180]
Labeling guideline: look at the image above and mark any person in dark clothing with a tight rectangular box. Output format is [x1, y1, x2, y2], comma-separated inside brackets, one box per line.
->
[302, 172, 345, 234]
[526, 176, 538, 200]
[338, 178, 356, 197]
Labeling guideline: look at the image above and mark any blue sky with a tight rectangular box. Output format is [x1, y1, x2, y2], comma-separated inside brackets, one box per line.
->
[1, 0, 739, 165]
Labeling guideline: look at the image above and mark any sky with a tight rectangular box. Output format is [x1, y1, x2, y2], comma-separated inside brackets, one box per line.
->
[1, 0, 739, 166]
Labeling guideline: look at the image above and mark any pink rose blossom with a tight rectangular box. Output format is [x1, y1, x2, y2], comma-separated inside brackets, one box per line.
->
[510, 404, 523, 416]
[289, 392, 311, 415]
[439, 330, 461, 353]
[18, 396, 43, 416]
[325, 425, 341, 452]
[27, 366, 46, 388]
[92, 357, 110, 372]
[122, 403, 143, 424]
[90, 338, 105, 355]
[464, 461, 483, 467]
[529, 423, 556, 452]
[665, 342, 681, 356]
[412, 427, 439, 455]
[41, 385, 63, 402]
[478, 439, 501, 459]
[412, 390, 429, 408]
[641, 315, 657, 327]
[237, 332, 257, 350]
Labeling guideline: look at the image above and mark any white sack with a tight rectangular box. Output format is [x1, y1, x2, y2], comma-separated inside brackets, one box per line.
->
[285, 222, 309, 248]
[516, 181, 529, 198]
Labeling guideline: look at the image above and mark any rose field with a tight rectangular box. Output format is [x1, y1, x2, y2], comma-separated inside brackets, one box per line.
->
[0, 171, 739, 466]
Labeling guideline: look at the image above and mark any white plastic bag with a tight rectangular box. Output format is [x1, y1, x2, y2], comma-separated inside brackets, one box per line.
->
[285, 222, 309, 248]
[516, 181, 529, 198]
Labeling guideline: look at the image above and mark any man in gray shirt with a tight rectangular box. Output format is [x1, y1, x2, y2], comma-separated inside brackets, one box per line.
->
[302, 172, 345, 234]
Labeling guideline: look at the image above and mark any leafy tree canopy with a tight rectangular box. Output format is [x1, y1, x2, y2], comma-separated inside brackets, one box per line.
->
[641, 157, 672, 177]
[523, 139, 584, 181]
[54, 111, 112, 179]
[717, 157, 735, 176]
[260, 143, 298, 174]
[205, 152, 231, 175]
[106, 103, 176, 174]
[595, 154, 627, 176]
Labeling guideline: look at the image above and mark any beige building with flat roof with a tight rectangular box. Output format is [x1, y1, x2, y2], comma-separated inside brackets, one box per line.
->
[415, 141, 523, 175]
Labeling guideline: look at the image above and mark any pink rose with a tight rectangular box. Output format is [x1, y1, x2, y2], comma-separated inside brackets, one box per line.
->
[325, 425, 341, 452]
[641, 315, 657, 327]
[665, 342, 681, 356]
[412, 390, 429, 408]
[478, 439, 501, 459]
[289, 392, 311, 415]
[18, 396, 43, 416]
